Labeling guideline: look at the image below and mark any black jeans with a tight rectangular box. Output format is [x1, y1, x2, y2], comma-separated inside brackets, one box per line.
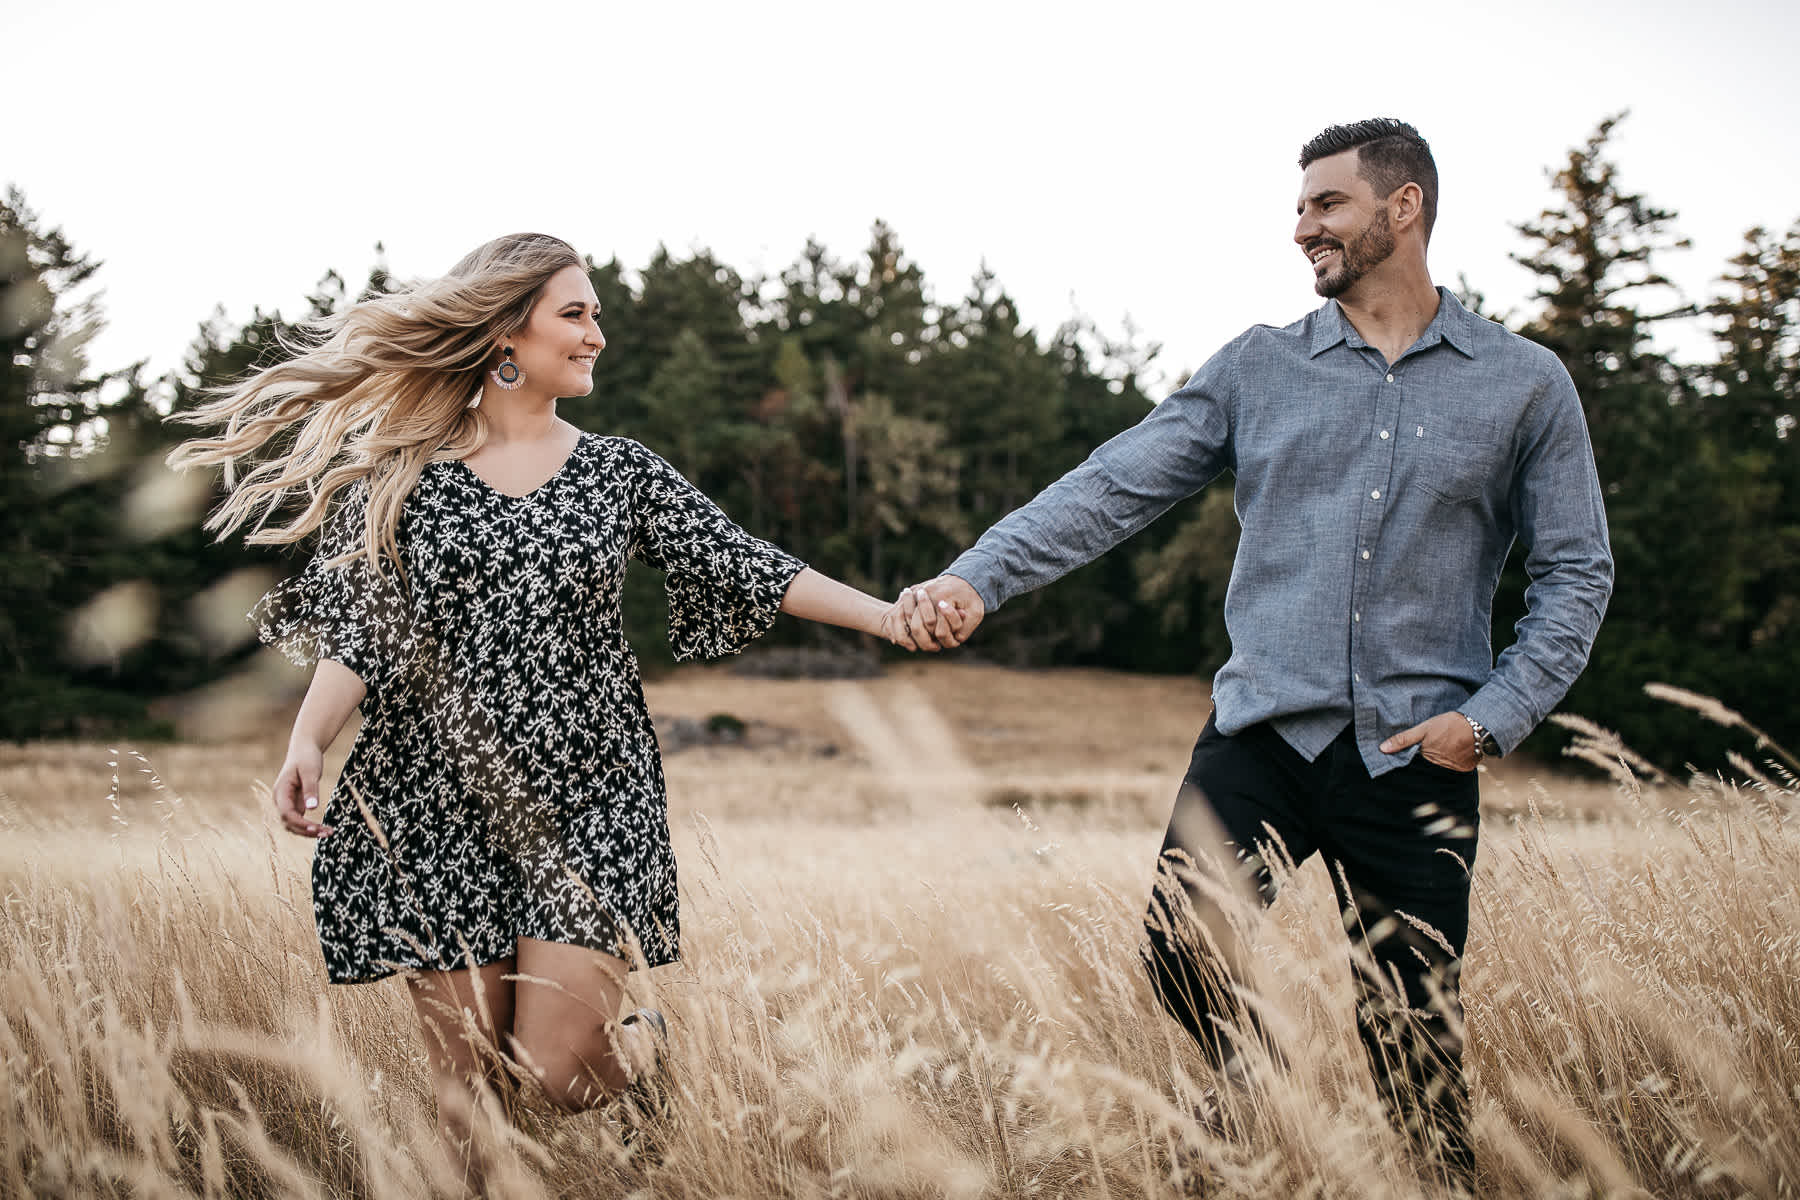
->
[1142, 715, 1479, 1178]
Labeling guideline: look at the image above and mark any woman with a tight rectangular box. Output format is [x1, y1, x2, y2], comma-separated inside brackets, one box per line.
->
[168, 233, 943, 1174]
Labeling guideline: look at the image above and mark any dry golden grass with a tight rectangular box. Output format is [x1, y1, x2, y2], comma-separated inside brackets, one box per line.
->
[2, 663, 1796, 1198]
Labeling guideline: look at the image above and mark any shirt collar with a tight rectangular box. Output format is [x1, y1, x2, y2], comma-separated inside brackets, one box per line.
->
[1308, 286, 1478, 359]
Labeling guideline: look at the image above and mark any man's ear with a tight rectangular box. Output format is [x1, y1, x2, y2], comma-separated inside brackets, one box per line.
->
[1392, 181, 1426, 234]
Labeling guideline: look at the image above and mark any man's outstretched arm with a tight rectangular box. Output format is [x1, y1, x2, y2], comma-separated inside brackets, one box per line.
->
[902, 344, 1238, 649]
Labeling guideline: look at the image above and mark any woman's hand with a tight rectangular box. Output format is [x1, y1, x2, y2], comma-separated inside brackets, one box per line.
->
[882, 587, 969, 651]
[273, 739, 334, 837]
[898, 578, 984, 651]
[878, 600, 920, 650]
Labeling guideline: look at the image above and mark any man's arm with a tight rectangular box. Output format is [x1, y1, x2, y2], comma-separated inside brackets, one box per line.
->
[1460, 358, 1614, 753]
[903, 344, 1238, 648]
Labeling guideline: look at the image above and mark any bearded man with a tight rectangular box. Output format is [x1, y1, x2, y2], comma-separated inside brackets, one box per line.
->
[900, 118, 1613, 1186]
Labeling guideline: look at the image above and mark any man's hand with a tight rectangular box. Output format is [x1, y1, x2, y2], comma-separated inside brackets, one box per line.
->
[897, 575, 985, 652]
[1379, 711, 1479, 772]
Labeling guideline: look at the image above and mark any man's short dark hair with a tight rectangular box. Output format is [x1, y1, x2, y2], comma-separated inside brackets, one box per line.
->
[1300, 119, 1438, 241]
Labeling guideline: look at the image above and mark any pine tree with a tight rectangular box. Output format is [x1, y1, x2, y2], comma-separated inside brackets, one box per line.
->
[1508, 115, 1767, 765]
[1699, 222, 1800, 747]
[0, 190, 129, 734]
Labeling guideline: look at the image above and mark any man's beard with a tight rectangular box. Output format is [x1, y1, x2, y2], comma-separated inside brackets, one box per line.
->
[1314, 208, 1396, 299]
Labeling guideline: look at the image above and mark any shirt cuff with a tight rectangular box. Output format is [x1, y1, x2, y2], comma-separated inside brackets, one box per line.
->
[1459, 687, 1535, 758]
[942, 551, 1003, 613]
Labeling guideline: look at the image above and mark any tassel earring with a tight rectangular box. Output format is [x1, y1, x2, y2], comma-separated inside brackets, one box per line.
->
[491, 345, 524, 391]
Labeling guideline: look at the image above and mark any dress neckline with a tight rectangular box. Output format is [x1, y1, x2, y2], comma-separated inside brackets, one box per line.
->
[453, 432, 588, 500]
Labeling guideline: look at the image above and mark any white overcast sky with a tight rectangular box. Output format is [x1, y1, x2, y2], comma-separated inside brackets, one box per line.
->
[6, 0, 1798, 392]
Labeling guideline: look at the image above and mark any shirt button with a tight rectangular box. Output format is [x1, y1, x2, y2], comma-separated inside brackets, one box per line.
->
[1360, 549, 1371, 560]
[1370, 489, 1381, 499]
[1354, 672, 1362, 682]
[1385, 374, 1395, 383]
[1353, 611, 1361, 621]
[1379, 429, 1390, 440]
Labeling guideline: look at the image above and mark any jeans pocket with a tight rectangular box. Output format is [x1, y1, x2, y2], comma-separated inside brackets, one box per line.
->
[1412, 751, 1475, 778]
[1406, 753, 1482, 828]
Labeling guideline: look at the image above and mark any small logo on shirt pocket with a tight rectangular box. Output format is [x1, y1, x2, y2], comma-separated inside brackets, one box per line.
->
[1412, 418, 1502, 505]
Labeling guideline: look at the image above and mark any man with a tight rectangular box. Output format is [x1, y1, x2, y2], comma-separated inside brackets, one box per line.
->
[899, 119, 1612, 1181]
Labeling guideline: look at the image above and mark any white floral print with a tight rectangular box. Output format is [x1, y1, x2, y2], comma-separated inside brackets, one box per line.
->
[253, 435, 804, 983]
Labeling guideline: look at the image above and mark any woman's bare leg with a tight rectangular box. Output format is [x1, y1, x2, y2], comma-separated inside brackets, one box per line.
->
[406, 959, 517, 1190]
[509, 938, 656, 1111]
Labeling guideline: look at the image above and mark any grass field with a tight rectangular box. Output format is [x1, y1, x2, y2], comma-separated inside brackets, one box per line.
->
[1, 661, 1795, 1198]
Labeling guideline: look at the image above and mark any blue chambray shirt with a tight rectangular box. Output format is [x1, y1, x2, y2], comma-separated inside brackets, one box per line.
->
[945, 289, 1614, 776]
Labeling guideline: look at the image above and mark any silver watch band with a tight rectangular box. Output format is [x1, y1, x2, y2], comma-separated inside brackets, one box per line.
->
[1462, 713, 1493, 760]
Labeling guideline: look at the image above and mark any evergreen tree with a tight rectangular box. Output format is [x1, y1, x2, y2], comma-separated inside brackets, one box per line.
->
[1508, 115, 1763, 765]
[0, 189, 144, 735]
[1698, 221, 1800, 748]
[1708, 222, 1800, 456]
[641, 327, 730, 482]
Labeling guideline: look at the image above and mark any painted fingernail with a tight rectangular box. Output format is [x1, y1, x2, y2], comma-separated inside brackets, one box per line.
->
[304, 797, 318, 809]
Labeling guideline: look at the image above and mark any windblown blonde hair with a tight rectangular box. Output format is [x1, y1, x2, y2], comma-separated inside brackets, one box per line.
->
[168, 233, 585, 572]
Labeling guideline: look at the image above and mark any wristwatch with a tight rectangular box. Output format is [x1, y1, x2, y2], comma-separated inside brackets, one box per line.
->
[1461, 713, 1501, 760]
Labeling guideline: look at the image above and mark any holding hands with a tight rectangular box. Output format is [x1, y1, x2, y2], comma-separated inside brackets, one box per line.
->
[892, 575, 984, 652]
[777, 566, 976, 653]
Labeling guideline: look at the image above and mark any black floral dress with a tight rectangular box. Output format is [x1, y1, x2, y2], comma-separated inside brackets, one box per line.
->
[253, 434, 804, 984]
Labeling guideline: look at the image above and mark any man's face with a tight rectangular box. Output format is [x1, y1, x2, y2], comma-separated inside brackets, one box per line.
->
[1294, 150, 1397, 299]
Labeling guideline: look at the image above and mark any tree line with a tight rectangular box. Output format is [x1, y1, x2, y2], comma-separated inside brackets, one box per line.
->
[3, 116, 1794, 770]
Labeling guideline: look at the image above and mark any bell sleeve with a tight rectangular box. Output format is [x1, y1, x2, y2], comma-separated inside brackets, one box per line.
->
[623, 439, 806, 661]
[249, 483, 413, 699]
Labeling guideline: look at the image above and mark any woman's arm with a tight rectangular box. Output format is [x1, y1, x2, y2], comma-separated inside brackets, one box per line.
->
[273, 658, 367, 838]
[778, 568, 960, 649]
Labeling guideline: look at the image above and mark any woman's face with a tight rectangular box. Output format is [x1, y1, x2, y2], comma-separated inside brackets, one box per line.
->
[507, 264, 605, 397]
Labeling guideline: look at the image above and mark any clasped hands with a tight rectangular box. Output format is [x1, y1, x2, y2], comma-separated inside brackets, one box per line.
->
[875, 575, 984, 653]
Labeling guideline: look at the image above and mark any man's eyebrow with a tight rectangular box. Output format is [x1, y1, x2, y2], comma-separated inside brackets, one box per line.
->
[1298, 188, 1350, 213]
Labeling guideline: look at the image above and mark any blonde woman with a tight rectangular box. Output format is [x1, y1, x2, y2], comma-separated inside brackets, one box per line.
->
[170, 233, 944, 1172]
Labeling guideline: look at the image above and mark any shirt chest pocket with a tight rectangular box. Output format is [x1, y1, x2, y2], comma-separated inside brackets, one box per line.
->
[1407, 417, 1506, 505]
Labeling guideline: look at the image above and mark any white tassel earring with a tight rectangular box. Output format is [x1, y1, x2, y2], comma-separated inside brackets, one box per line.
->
[491, 345, 524, 391]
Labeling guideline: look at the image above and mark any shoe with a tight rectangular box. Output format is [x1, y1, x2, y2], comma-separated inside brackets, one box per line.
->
[616, 1008, 673, 1147]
